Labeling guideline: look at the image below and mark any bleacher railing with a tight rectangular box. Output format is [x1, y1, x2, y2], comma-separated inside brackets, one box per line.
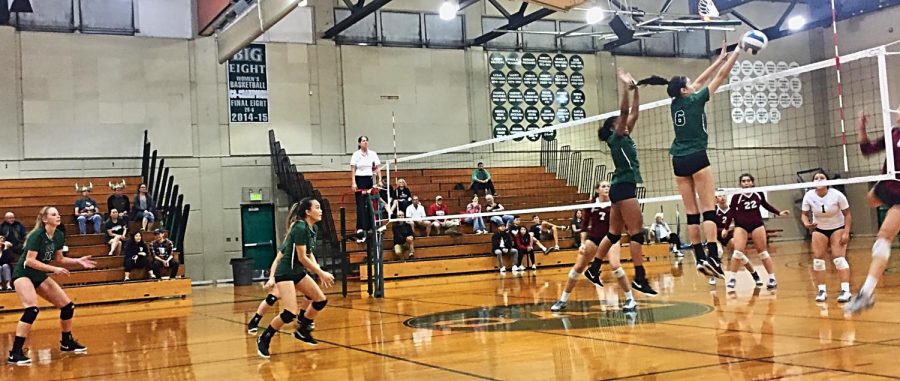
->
[140, 131, 191, 260]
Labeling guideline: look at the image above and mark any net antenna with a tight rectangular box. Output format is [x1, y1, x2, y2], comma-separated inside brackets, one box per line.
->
[698, 0, 719, 21]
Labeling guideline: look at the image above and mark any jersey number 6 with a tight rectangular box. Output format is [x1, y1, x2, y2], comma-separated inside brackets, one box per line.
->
[674, 110, 686, 127]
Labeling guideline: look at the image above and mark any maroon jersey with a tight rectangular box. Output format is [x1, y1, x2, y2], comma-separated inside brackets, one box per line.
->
[860, 126, 900, 196]
[725, 192, 781, 229]
[714, 205, 732, 230]
[581, 204, 611, 238]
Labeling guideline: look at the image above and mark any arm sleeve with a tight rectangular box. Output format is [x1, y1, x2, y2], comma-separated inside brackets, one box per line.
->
[838, 192, 850, 210]
[759, 193, 781, 214]
[291, 224, 308, 246]
[801, 192, 811, 212]
[859, 134, 886, 156]
[472, 171, 478, 181]
[691, 87, 710, 105]
[373, 152, 381, 166]
[724, 198, 738, 227]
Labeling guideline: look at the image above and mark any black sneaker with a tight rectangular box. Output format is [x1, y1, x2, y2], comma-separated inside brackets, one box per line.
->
[695, 260, 712, 276]
[631, 279, 658, 297]
[247, 319, 260, 334]
[751, 272, 763, 287]
[704, 258, 725, 279]
[256, 337, 270, 359]
[294, 326, 318, 346]
[60, 338, 87, 353]
[583, 270, 603, 288]
[7, 350, 30, 365]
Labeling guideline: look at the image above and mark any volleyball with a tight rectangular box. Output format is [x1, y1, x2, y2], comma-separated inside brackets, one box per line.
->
[741, 30, 768, 55]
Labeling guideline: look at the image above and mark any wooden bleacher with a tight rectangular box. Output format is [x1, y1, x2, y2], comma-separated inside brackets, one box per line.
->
[303, 167, 673, 280]
[0, 176, 190, 312]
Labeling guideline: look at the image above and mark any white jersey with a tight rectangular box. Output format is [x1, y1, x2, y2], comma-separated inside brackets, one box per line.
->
[405, 204, 427, 220]
[350, 149, 380, 176]
[801, 188, 849, 230]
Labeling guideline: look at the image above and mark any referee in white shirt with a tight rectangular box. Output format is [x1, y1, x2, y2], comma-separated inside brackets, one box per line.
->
[350, 136, 381, 239]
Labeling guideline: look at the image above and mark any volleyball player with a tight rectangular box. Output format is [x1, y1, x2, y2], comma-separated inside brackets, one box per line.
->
[246, 247, 313, 334]
[257, 198, 335, 358]
[649, 41, 743, 278]
[7, 207, 96, 365]
[724, 174, 790, 290]
[550, 182, 620, 312]
[801, 171, 853, 303]
[709, 192, 761, 286]
[845, 110, 900, 314]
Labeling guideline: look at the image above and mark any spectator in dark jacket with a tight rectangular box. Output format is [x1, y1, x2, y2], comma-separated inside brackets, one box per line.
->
[492, 224, 518, 273]
[133, 183, 156, 231]
[392, 211, 416, 260]
[0, 235, 13, 290]
[393, 178, 414, 217]
[75, 186, 103, 234]
[0, 212, 27, 257]
[107, 182, 131, 219]
[123, 231, 153, 281]
[150, 229, 178, 279]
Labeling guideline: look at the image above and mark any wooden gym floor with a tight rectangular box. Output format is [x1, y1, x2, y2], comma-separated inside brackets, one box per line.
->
[1, 239, 898, 380]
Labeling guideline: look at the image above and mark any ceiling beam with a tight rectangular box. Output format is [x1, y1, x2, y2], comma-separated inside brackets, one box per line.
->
[470, 7, 555, 46]
[323, 0, 393, 39]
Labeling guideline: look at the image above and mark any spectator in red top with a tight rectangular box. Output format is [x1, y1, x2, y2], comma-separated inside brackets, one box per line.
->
[426, 195, 460, 237]
[513, 226, 536, 270]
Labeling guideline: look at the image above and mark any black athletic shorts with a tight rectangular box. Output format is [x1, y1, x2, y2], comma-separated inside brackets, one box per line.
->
[587, 235, 603, 246]
[735, 222, 764, 233]
[274, 272, 307, 284]
[609, 182, 637, 203]
[873, 181, 900, 207]
[814, 226, 845, 239]
[717, 229, 732, 246]
[672, 150, 711, 177]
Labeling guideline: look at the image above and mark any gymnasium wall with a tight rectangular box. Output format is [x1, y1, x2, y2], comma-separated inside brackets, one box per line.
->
[0, 3, 897, 279]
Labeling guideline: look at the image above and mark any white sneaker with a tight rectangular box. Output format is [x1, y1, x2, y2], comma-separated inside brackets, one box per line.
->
[708, 277, 717, 285]
[514, 265, 524, 272]
[815, 290, 827, 302]
[162, 276, 170, 280]
[499, 267, 506, 273]
[622, 298, 637, 312]
[836, 290, 852, 303]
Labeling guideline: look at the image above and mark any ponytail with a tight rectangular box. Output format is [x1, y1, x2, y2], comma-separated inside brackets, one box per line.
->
[636, 75, 669, 87]
[284, 197, 317, 240]
[25, 206, 54, 242]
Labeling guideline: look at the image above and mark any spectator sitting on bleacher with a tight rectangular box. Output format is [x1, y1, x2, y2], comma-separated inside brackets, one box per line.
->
[470, 162, 497, 196]
[104, 209, 128, 256]
[133, 183, 157, 231]
[0, 235, 13, 290]
[570, 210, 584, 249]
[484, 195, 513, 231]
[426, 195, 460, 237]
[150, 229, 179, 280]
[393, 179, 413, 217]
[514, 226, 537, 270]
[123, 231, 154, 281]
[649, 213, 683, 255]
[465, 195, 488, 234]
[405, 196, 431, 233]
[529, 214, 563, 253]
[107, 181, 130, 219]
[392, 211, 415, 260]
[0, 212, 27, 258]
[74, 184, 103, 235]
[492, 223, 519, 273]
[507, 215, 523, 232]
[377, 178, 395, 218]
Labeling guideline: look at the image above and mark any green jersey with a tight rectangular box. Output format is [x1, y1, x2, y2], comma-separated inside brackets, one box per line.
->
[669, 87, 710, 157]
[13, 227, 65, 284]
[607, 132, 642, 184]
[274, 220, 317, 278]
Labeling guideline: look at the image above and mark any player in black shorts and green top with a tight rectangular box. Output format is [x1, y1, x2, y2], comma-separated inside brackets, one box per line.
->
[591, 69, 658, 305]
[643, 41, 743, 279]
[7, 206, 96, 365]
[256, 198, 335, 359]
[245, 245, 314, 334]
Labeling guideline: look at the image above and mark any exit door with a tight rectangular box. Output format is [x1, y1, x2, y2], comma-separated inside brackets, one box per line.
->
[241, 204, 276, 272]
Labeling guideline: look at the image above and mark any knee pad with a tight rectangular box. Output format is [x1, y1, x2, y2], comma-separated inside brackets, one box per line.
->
[613, 267, 626, 279]
[20, 306, 39, 324]
[732, 251, 749, 265]
[312, 299, 328, 311]
[494, 249, 502, 255]
[812, 258, 827, 272]
[629, 232, 646, 245]
[60, 302, 75, 320]
[568, 268, 581, 280]
[279, 309, 297, 324]
[702, 210, 717, 222]
[686, 214, 701, 225]
[873, 238, 891, 259]
[605, 233, 621, 245]
[832, 257, 850, 270]
[265, 294, 278, 306]
[758, 251, 771, 260]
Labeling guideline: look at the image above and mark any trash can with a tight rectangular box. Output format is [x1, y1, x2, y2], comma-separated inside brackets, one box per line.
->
[230, 257, 254, 286]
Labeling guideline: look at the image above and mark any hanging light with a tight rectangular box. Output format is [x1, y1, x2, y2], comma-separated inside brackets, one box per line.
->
[787, 15, 806, 31]
[439, 1, 460, 21]
[585, 5, 607, 25]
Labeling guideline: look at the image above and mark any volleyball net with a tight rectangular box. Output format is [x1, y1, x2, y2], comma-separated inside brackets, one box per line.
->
[384, 43, 898, 230]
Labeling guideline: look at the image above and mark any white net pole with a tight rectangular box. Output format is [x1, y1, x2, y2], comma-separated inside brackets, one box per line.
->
[877, 47, 896, 175]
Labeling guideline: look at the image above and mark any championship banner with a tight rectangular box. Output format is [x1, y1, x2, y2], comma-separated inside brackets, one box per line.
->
[227, 44, 269, 123]
[488, 52, 586, 142]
